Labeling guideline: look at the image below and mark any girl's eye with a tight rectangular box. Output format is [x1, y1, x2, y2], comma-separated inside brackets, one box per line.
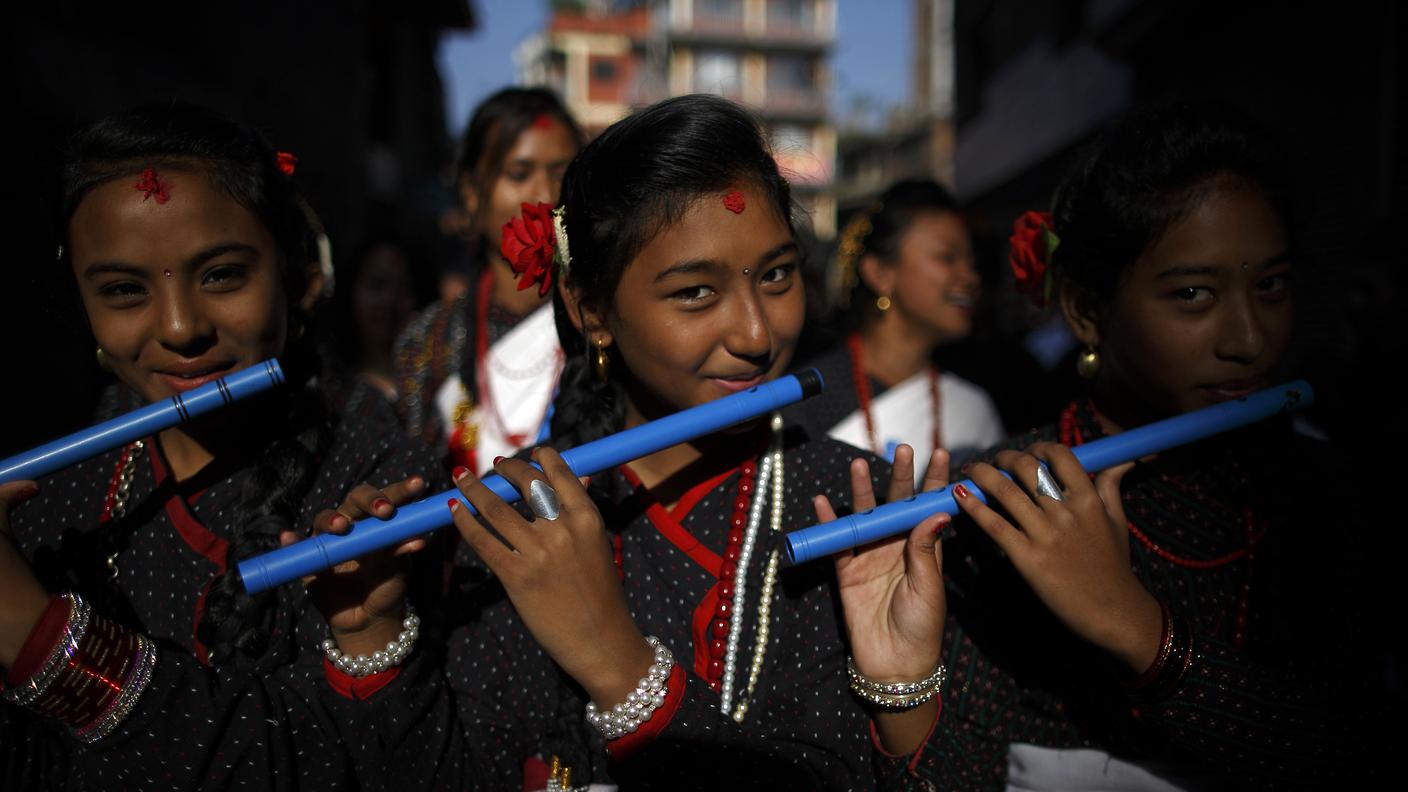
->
[96, 281, 147, 305]
[1256, 272, 1291, 297]
[202, 264, 248, 290]
[1171, 286, 1214, 306]
[669, 284, 717, 304]
[760, 261, 797, 287]
[502, 168, 531, 184]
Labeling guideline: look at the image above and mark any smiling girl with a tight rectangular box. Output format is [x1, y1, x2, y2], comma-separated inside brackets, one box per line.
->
[0, 103, 444, 790]
[429, 95, 951, 789]
[799, 179, 1005, 475]
[930, 104, 1375, 788]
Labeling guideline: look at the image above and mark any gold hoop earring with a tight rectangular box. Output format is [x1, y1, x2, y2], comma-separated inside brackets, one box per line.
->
[592, 338, 611, 382]
[95, 347, 112, 372]
[1076, 345, 1100, 379]
[875, 295, 892, 312]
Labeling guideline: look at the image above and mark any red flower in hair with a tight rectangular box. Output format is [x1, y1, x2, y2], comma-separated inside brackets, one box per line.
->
[1009, 210, 1059, 307]
[276, 152, 298, 176]
[501, 202, 558, 297]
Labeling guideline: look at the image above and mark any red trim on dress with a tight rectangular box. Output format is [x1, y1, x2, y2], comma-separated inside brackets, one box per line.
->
[619, 462, 742, 679]
[605, 662, 686, 760]
[149, 441, 230, 664]
[618, 463, 732, 576]
[321, 657, 401, 700]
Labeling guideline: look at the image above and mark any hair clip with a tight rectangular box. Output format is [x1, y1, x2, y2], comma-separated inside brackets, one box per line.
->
[134, 168, 171, 204]
[723, 190, 746, 214]
[276, 152, 298, 176]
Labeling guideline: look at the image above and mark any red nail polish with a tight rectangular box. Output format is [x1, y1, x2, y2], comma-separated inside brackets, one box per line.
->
[492, 456, 505, 465]
[447, 498, 460, 512]
[954, 484, 970, 499]
[372, 497, 392, 512]
[451, 466, 468, 481]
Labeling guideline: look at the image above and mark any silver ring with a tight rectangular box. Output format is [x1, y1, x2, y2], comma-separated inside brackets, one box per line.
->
[1033, 465, 1065, 502]
[527, 479, 561, 521]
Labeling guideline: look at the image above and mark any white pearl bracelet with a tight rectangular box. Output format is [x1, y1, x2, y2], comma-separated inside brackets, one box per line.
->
[321, 608, 420, 677]
[584, 636, 674, 740]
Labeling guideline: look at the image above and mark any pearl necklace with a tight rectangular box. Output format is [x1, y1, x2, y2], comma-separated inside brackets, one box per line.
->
[719, 413, 785, 722]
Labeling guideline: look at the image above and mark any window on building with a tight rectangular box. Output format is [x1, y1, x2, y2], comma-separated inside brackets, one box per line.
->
[767, 55, 815, 93]
[696, 0, 743, 23]
[768, 0, 815, 32]
[693, 50, 741, 97]
[592, 58, 618, 83]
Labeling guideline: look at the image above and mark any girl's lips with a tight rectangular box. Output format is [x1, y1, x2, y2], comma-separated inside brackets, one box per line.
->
[1199, 378, 1269, 401]
[156, 363, 237, 393]
[711, 375, 765, 393]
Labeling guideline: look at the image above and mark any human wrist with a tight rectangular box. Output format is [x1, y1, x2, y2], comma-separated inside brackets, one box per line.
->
[328, 603, 409, 656]
[323, 605, 418, 676]
[576, 631, 656, 707]
[583, 636, 675, 741]
[0, 581, 52, 668]
[1105, 588, 1166, 674]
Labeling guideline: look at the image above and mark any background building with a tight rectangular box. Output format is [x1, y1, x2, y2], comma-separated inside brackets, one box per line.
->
[517, 0, 839, 238]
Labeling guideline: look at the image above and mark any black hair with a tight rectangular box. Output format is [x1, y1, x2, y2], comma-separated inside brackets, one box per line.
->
[841, 178, 962, 322]
[548, 94, 795, 449]
[61, 102, 329, 671]
[456, 87, 583, 241]
[1050, 102, 1290, 303]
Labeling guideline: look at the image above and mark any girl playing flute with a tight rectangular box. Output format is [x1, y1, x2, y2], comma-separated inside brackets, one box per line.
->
[933, 103, 1380, 788]
[0, 103, 443, 790]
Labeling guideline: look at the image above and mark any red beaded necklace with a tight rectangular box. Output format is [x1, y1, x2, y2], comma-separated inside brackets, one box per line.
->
[616, 459, 759, 693]
[846, 332, 940, 458]
[1059, 401, 1263, 647]
[447, 268, 562, 472]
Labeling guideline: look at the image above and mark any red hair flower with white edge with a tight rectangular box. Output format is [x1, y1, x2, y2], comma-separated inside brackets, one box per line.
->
[1009, 210, 1059, 307]
[501, 202, 559, 298]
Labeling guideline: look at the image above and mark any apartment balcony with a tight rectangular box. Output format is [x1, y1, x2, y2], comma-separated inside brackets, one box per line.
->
[757, 88, 827, 122]
[667, 19, 832, 52]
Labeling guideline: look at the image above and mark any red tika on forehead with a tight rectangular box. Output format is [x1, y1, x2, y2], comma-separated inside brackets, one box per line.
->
[134, 168, 171, 204]
[531, 114, 555, 130]
[723, 190, 746, 214]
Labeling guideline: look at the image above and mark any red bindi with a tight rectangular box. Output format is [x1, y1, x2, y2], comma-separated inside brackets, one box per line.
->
[531, 114, 555, 130]
[723, 190, 746, 214]
[134, 168, 171, 204]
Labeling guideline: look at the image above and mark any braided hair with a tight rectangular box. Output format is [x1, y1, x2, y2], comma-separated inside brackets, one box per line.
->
[548, 94, 795, 449]
[61, 102, 330, 671]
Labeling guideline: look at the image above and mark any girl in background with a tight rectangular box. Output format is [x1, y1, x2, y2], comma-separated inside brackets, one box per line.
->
[394, 88, 583, 475]
[798, 180, 1004, 476]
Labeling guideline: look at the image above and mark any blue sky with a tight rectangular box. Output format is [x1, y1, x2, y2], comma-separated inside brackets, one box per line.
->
[438, 0, 911, 135]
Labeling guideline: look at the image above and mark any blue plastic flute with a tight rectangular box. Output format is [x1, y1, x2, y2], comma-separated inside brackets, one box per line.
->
[0, 360, 286, 485]
[239, 368, 825, 593]
[784, 380, 1313, 566]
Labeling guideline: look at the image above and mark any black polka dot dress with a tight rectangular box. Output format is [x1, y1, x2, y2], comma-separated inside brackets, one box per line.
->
[916, 402, 1380, 788]
[3, 386, 450, 791]
[423, 428, 953, 790]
